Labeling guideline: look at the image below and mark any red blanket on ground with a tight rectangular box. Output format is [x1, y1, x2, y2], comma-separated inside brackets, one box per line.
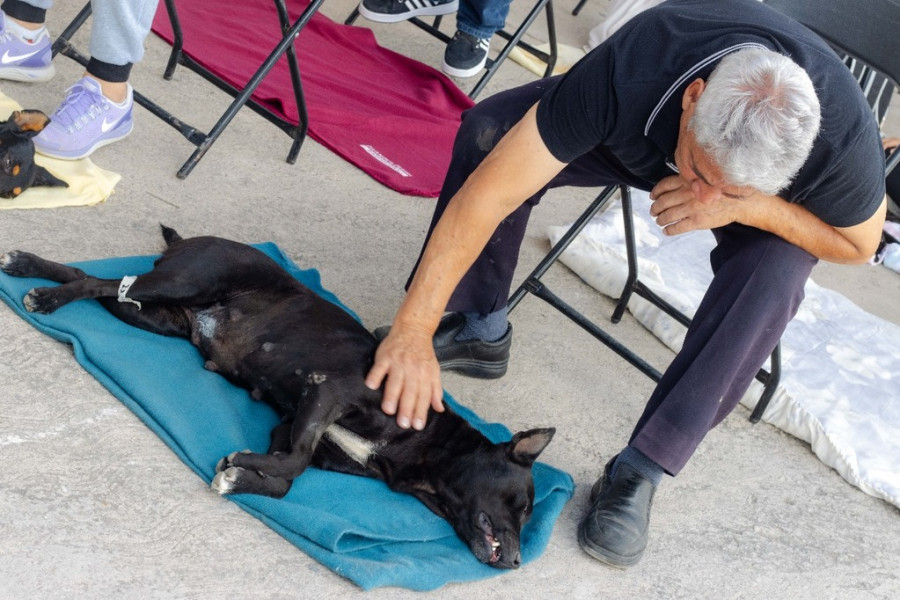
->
[152, 1, 474, 197]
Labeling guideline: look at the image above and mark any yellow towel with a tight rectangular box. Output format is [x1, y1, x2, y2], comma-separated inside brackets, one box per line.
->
[0, 89, 120, 210]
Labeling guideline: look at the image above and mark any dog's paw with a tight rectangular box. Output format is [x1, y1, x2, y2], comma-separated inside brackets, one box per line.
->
[0, 252, 13, 273]
[0, 251, 32, 276]
[211, 466, 243, 495]
[215, 449, 251, 473]
[210, 464, 291, 498]
[23, 287, 61, 314]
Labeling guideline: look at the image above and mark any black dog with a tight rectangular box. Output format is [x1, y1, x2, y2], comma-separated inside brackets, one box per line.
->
[0, 110, 67, 199]
[0, 226, 554, 568]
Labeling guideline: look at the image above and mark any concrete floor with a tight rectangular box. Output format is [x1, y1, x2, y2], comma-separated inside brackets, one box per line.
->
[1, 1, 898, 599]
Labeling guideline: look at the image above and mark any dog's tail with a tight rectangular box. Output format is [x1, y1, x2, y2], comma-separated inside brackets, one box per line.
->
[160, 224, 183, 247]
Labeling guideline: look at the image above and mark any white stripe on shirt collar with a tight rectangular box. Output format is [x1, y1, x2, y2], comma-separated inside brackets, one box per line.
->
[644, 42, 769, 136]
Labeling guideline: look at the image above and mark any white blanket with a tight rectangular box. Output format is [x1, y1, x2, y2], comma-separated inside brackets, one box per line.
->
[549, 189, 900, 508]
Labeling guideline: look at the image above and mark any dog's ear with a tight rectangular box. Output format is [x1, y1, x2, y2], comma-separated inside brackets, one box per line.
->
[506, 428, 555, 467]
[32, 164, 68, 189]
[9, 110, 51, 138]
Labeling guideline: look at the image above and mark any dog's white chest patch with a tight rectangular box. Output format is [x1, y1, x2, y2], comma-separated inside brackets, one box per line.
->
[323, 424, 380, 465]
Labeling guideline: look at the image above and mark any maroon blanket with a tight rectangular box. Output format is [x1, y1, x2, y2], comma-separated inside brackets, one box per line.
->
[152, 1, 474, 197]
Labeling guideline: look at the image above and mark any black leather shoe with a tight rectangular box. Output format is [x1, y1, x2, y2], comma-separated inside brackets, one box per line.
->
[577, 455, 656, 567]
[373, 312, 511, 379]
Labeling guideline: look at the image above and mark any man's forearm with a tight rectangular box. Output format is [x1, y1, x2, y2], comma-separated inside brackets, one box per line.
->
[740, 193, 886, 264]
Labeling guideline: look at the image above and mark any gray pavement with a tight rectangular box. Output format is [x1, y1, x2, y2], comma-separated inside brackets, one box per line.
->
[1, 2, 899, 599]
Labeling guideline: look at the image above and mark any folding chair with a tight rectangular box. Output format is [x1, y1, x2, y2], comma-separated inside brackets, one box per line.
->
[509, 0, 900, 424]
[344, 0, 557, 99]
[51, 0, 325, 179]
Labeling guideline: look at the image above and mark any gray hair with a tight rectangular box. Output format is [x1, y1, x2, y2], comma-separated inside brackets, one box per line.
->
[690, 47, 821, 195]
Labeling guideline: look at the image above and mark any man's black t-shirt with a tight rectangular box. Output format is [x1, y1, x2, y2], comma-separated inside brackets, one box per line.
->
[535, 0, 885, 227]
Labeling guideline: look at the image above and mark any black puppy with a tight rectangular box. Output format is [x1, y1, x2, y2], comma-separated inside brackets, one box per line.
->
[0, 226, 554, 569]
[0, 110, 67, 199]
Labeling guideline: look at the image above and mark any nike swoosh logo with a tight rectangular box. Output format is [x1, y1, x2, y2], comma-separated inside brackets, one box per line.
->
[100, 118, 119, 133]
[1, 48, 42, 64]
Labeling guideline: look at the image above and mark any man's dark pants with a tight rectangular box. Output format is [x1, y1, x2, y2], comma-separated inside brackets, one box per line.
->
[408, 78, 817, 475]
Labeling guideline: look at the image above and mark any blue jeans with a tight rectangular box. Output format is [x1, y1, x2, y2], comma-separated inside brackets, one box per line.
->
[457, 0, 513, 39]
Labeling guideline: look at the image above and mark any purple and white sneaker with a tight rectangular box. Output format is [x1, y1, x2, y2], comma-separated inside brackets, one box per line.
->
[34, 75, 134, 160]
[0, 12, 55, 83]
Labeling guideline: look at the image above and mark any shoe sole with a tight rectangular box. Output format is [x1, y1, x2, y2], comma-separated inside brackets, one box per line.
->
[439, 356, 508, 379]
[35, 121, 134, 161]
[441, 55, 488, 78]
[359, 1, 458, 23]
[0, 63, 55, 83]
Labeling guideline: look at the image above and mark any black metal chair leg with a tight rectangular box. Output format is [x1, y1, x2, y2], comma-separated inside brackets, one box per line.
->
[749, 343, 781, 423]
[471, 0, 555, 98]
[176, 0, 325, 178]
[274, 0, 309, 164]
[612, 186, 636, 323]
[508, 184, 620, 311]
[541, 0, 558, 77]
[162, 0, 183, 80]
[50, 2, 92, 58]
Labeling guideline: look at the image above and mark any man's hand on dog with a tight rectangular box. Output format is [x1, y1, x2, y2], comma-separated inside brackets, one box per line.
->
[366, 324, 444, 430]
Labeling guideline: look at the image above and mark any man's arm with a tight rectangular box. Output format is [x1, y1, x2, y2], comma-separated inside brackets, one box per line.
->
[742, 193, 886, 264]
[365, 104, 567, 430]
[650, 175, 887, 264]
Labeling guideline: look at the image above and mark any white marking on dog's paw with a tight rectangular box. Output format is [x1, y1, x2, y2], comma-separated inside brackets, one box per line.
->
[227, 449, 252, 462]
[0, 252, 13, 270]
[22, 290, 38, 312]
[210, 466, 243, 495]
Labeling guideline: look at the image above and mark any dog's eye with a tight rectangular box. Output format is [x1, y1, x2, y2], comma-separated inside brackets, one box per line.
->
[0, 155, 12, 174]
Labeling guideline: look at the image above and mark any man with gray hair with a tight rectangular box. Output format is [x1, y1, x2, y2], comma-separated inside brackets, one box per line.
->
[366, 0, 887, 567]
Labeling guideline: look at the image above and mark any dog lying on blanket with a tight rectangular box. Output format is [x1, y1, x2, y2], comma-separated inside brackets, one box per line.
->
[0, 226, 554, 569]
[0, 111, 67, 199]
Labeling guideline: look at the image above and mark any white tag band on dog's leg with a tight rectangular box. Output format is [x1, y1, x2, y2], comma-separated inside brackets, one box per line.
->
[117, 275, 142, 310]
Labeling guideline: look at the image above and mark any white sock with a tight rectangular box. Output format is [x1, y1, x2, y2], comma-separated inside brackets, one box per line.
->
[4, 18, 47, 43]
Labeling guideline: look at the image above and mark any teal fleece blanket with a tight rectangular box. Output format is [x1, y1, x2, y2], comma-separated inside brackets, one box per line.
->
[0, 243, 574, 590]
